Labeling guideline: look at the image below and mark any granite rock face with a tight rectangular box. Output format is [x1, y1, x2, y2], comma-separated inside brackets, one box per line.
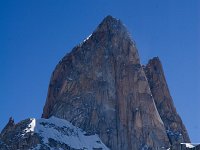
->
[0, 16, 191, 150]
[42, 16, 171, 150]
[143, 57, 190, 147]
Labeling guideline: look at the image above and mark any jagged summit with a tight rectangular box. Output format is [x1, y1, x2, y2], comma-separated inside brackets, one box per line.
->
[147, 56, 160, 63]
[0, 117, 15, 138]
[42, 16, 140, 120]
[103, 15, 119, 22]
[81, 15, 132, 47]
[60, 15, 135, 65]
[96, 15, 123, 31]
[94, 15, 130, 40]
[100, 15, 120, 25]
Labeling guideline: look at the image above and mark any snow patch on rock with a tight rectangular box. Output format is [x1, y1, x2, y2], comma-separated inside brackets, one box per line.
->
[181, 143, 195, 148]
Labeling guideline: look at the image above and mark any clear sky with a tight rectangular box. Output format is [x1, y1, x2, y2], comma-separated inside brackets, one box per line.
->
[0, 0, 199, 142]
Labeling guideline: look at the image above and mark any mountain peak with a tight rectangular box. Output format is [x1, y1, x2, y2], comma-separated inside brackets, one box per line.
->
[95, 15, 127, 35]
[145, 57, 161, 70]
[42, 16, 170, 149]
[0, 16, 191, 150]
[101, 15, 119, 25]
[0, 117, 15, 138]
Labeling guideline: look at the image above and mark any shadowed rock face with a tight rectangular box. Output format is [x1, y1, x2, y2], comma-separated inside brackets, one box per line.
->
[143, 57, 190, 146]
[0, 117, 15, 138]
[0, 118, 41, 150]
[42, 16, 170, 149]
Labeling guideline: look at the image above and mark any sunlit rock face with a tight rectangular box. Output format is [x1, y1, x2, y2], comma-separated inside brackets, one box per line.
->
[42, 16, 170, 149]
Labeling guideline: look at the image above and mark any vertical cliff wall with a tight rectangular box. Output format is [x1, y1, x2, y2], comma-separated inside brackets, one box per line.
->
[42, 16, 172, 149]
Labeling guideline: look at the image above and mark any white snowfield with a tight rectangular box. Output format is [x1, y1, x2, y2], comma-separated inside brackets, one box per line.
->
[25, 116, 110, 150]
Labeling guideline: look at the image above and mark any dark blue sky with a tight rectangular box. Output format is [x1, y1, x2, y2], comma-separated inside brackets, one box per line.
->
[0, 0, 199, 142]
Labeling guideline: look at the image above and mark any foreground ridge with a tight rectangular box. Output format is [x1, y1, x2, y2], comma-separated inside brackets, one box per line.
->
[0, 116, 109, 150]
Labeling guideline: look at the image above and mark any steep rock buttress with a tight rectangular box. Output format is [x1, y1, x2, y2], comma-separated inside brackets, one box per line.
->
[143, 57, 190, 147]
[42, 16, 170, 149]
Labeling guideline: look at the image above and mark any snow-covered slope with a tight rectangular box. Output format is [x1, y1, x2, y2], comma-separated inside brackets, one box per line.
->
[28, 116, 109, 150]
[0, 116, 109, 150]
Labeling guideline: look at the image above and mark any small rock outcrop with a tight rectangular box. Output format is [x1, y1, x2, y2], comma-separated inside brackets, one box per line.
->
[0, 16, 191, 150]
[1, 117, 15, 138]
